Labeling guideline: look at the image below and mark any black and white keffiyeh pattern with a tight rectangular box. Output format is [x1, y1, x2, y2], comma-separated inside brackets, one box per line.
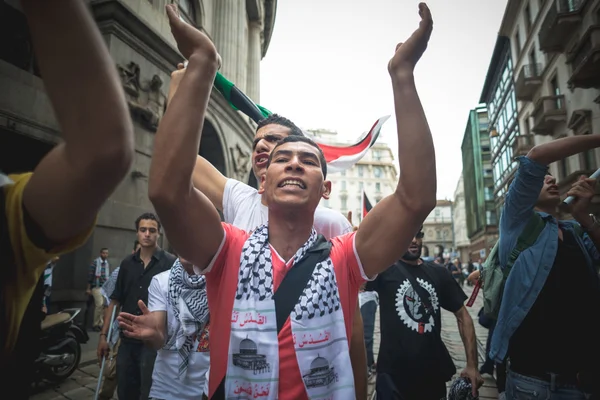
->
[226, 224, 354, 399]
[167, 259, 210, 378]
[235, 224, 318, 301]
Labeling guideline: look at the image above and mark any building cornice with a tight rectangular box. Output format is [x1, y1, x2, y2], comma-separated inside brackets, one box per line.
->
[262, 0, 277, 57]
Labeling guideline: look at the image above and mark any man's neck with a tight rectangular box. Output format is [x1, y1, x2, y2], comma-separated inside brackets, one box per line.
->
[139, 246, 156, 267]
[535, 205, 558, 218]
[400, 257, 421, 266]
[268, 210, 314, 262]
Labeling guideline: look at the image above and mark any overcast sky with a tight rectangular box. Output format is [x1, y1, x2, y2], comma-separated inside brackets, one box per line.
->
[260, 0, 509, 200]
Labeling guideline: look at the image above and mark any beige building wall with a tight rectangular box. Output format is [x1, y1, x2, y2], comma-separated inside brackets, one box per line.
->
[453, 173, 470, 262]
[422, 200, 454, 260]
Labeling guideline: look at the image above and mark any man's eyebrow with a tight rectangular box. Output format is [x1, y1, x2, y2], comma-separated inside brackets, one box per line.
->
[252, 133, 284, 150]
[272, 149, 320, 162]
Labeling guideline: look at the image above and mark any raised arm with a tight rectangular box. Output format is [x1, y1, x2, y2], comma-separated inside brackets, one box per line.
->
[167, 64, 228, 210]
[527, 134, 600, 166]
[148, 5, 223, 269]
[356, 3, 436, 277]
[20, 0, 134, 244]
[502, 134, 600, 237]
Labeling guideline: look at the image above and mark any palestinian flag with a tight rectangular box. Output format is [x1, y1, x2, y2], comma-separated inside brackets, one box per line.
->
[307, 116, 389, 173]
[212, 71, 388, 172]
[362, 190, 374, 219]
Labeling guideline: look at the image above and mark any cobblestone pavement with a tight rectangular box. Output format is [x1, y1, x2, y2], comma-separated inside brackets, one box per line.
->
[368, 283, 500, 399]
[32, 287, 498, 400]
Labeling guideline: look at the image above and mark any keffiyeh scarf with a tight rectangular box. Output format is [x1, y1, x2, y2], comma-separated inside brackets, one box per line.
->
[226, 224, 354, 400]
[167, 259, 210, 378]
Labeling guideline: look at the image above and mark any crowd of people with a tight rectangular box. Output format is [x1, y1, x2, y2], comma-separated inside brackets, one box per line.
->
[1, 2, 600, 400]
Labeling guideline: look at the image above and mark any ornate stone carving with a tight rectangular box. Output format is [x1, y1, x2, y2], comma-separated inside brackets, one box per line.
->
[117, 62, 166, 131]
[230, 143, 251, 179]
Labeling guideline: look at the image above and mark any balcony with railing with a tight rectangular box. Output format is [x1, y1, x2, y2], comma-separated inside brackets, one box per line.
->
[567, 25, 600, 89]
[539, 0, 587, 53]
[515, 63, 543, 101]
[512, 135, 535, 157]
[531, 95, 567, 135]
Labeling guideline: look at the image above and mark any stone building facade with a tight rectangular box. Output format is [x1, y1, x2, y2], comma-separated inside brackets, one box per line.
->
[0, 0, 277, 316]
[452, 174, 471, 262]
[421, 200, 454, 260]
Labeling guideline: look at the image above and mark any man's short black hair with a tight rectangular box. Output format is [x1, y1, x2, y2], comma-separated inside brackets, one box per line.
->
[257, 114, 304, 137]
[100, 247, 108, 252]
[135, 212, 161, 231]
[267, 135, 327, 179]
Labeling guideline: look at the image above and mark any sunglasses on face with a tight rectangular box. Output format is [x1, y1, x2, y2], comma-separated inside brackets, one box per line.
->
[416, 231, 424, 239]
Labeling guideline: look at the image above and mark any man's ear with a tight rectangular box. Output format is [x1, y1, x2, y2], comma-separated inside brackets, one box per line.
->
[258, 175, 266, 194]
[322, 180, 332, 199]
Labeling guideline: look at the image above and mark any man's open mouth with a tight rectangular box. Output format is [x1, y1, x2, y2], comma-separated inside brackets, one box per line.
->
[255, 154, 269, 167]
[278, 179, 306, 189]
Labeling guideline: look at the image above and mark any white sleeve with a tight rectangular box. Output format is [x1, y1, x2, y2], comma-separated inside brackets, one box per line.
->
[314, 207, 353, 240]
[147, 274, 168, 312]
[222, 179, 257, 224]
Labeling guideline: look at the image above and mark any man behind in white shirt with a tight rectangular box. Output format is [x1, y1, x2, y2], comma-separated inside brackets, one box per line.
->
[147, 257, 210, 400]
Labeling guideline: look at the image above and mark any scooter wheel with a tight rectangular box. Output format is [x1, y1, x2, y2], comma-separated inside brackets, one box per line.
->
[44, 333, 81, 382]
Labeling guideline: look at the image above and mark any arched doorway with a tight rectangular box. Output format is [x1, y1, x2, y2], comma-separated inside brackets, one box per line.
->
[199, 120, 226, 175]
[422, 245, 430, 257]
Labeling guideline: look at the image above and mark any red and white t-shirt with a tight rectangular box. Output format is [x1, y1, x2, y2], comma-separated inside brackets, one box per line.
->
[201, 223, 368, 399]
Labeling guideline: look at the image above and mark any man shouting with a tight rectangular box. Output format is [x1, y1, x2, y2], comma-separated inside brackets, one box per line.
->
[124, 3, 437, 399]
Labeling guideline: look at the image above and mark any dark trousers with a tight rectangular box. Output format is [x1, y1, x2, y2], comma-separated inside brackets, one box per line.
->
[116, 340, 157, 400]
[376, 372, 447, 400]
[360, 299, 377, 367]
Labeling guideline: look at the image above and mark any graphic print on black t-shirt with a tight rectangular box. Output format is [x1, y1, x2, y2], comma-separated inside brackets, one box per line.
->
[396, 277, 439, 334]
[366, 260, 467, 377]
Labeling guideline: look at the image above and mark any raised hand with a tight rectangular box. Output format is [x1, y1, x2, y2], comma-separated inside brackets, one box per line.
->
[565, 176, 597, 219]
[165, 3, 219, 64]
[388, 3, 433, 80]
[117, 300, 160, 343]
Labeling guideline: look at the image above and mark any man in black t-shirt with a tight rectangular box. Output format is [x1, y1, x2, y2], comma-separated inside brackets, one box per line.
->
[367, 227, 483, 400]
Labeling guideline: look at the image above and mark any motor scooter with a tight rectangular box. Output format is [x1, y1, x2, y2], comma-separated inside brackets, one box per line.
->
[35, 308, 88, 382]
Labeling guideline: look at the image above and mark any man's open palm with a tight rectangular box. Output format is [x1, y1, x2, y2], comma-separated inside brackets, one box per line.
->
[388, 3, 433, 78]
[117, 300, 157, 342]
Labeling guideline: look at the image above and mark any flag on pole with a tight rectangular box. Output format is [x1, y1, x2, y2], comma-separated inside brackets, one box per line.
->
[211, 71, 389, 172]
[362, 190, 374, 219]
[307, 116, 389, 173]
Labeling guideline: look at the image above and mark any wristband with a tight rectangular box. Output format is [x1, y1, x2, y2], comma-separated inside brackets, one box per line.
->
[100, 333, 107, 337]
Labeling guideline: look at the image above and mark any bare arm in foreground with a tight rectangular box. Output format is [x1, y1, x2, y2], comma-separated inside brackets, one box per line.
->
[148, 5, 224, 269]
[356, 3, 437, 277]
[20, 0, 133, 244]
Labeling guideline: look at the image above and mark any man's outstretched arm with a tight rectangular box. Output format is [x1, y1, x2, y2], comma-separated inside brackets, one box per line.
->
[167, 65, 228, 211]
[527, 134, 600, 166]
[20, 0, 134, 244]
[148, 5, 223, 269]
[357, 3, 436, 277]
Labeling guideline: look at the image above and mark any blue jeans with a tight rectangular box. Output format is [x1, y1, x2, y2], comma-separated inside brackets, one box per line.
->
[507, 369, 590, 399]
[361, 299, 377, 367]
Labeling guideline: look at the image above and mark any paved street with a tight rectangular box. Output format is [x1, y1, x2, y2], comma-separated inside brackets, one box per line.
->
[32, 286, 499, 400]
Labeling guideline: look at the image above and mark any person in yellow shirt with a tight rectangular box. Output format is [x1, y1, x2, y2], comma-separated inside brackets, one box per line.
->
[0, 0, 134, 396]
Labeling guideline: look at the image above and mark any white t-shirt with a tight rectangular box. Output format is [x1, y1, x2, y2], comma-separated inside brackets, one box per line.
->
[148, 271, 210, 399]
[222, 179, 352, 239]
